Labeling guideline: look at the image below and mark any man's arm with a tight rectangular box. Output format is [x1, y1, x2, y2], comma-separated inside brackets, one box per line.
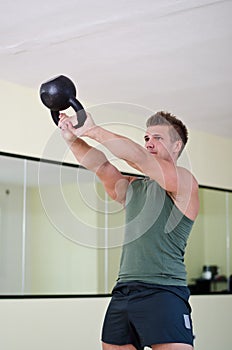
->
[85, 125, 179, 192]
[59, 118, 131, 204]
[59, 113, 184, 192]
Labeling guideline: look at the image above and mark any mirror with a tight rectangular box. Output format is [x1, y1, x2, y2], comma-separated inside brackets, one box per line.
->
[0, 152, 231, 295]
[186, 187, 232, 294]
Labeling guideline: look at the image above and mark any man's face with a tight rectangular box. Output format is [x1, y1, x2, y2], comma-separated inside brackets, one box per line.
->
[144, 125, 177, 161]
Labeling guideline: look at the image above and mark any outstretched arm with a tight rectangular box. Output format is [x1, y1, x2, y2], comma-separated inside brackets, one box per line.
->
[59, 112, 178, 192]
[58, 117, 131, 204]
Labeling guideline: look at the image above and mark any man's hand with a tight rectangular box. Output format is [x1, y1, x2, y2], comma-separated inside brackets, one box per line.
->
[58, 114, 78, 143]
[58, 112, 96, 142]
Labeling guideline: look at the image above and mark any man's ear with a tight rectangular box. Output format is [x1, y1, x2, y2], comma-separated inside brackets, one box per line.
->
[174, 140, 183, 155]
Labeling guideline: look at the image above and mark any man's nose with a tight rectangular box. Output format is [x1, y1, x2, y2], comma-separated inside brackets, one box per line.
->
[146, 140, 155, 149]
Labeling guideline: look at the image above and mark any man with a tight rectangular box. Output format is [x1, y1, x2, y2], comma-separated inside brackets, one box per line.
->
[58, 110, 199, 350]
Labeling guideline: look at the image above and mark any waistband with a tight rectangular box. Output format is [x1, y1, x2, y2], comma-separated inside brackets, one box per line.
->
[112, 281, 190, 301]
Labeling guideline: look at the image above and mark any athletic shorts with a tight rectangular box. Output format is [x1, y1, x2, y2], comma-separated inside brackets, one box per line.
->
[101, 281, 194, 350]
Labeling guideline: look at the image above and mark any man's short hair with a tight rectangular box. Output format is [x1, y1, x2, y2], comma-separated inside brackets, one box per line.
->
[146, 111, 188, 156]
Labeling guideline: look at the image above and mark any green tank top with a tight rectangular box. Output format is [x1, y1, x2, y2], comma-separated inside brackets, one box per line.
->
[118, 178, 194, 286]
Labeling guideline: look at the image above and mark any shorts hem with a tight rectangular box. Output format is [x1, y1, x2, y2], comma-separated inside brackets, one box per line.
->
[142, 340, 194, 348]
[101, 339, 134, 346]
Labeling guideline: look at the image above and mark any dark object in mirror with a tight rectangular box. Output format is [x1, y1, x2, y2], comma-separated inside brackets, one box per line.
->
[229, 275, 232, 293]
[202, 265, 219, 280]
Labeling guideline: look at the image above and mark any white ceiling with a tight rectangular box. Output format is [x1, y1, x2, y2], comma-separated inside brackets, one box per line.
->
[1, 0, 232, 138]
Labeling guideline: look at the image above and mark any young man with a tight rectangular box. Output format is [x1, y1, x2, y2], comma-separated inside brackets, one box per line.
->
[58, 110, 199, 350]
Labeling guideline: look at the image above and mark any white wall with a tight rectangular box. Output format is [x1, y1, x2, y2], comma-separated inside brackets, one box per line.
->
[0, 297, 108, 350]
[187, 129, 232, 190]
[0, 295, 231, 350]
[191, 295, 232, 350]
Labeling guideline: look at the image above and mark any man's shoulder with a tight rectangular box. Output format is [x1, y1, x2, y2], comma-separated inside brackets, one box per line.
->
[174, 166, 199, 220]
[177, 166, 198, 186]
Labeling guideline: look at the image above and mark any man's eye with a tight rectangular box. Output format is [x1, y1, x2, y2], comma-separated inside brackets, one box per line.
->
[154, 136, 162, 140]
[144, 137, 150, 142]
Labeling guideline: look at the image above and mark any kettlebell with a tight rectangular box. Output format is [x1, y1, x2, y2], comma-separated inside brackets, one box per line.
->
[39, 75, 87, 127]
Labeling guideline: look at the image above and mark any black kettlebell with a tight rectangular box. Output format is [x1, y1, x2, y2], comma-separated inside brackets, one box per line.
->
[39, 75, 87, 127]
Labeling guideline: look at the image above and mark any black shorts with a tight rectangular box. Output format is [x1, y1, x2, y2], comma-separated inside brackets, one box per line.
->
[101, 282, 194, 350]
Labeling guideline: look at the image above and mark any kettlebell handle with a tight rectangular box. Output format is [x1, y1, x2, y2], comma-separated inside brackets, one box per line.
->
[50, 97, 87, 128]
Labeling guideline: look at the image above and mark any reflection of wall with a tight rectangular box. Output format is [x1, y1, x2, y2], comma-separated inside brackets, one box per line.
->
[0, 184, 24, 294]
[202, 189, 227, 274]
[185, 189, 205, 284]
[96, 183, 123, 293]
[26, 183, 99, 294]
[185, 188, 231, 287]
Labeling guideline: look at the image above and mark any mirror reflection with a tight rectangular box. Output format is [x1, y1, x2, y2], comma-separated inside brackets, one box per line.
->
[186, 188, 231, 294]
[0, 152, 231, 295]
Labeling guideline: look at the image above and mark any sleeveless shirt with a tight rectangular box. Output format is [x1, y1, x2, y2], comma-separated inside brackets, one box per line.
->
[118, 178, 194, 286]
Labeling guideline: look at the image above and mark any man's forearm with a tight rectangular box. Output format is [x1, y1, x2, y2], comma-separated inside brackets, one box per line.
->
[67, 137, 108, 173]
[86, 126, 146, 166]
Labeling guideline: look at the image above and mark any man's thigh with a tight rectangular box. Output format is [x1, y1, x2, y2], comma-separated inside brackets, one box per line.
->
[102, 341, 137, 350]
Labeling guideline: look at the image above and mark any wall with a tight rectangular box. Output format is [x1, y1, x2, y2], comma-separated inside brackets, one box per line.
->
[0, 297, 108, 350]
[0, 295, 231, 350]
[191, 295, 232, 350]
[0, 80, 55, 158]
[187, 129, 232, 190]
